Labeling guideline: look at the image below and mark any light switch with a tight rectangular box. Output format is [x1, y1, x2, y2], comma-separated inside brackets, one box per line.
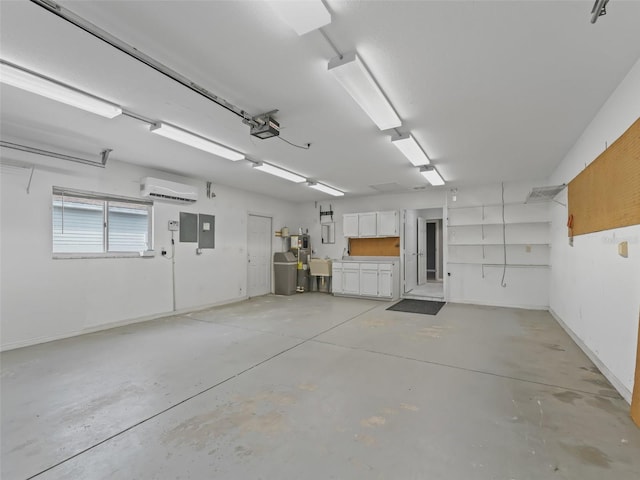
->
[618, 241, 628, 258]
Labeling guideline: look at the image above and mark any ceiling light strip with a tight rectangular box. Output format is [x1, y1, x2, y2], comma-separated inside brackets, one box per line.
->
[308, 182, 344, 197]
[419, 166, 445, 186]
[252, 162, 306, 183]
[0, 140, 107, 168]
[391, 133, 430, 166]
[149, 123, 245, 161]
[0, 60, 122, 118]
[328, 52, 401, 131]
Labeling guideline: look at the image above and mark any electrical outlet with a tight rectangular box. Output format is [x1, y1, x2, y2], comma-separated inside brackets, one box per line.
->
[161, 249, 167, 256]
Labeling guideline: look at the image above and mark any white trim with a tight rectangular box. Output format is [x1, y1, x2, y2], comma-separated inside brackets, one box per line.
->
[0, 295, 248, 352]
[549, 308, 632, 404]
[53, 251, 155, 259]
[447, 299, 548, 310]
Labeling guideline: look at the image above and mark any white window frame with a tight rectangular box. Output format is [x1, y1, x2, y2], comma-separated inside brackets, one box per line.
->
[52, 187, 154, 259]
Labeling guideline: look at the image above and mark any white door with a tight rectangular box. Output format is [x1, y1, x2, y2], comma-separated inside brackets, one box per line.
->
[358, 212, 377, 237]
[247, 214, 271, 297]
[377, 211, 398, 236]
[343, 214, 359, 237]
[343, 265, 360, 294]
[332, 263, 343, 294]
[359, 264, 378, 296]
[418, 217, 427, 285]
[378, 265, 392, 298]
[404, 210, 418, 293]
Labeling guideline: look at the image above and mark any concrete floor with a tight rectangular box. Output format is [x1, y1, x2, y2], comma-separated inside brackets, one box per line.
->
[2, 294, 639, 479]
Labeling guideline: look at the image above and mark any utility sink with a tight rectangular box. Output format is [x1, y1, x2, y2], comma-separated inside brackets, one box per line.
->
[309, 258, 332, 276]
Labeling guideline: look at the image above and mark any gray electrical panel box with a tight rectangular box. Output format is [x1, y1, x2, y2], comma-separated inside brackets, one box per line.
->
[179, 212, 197, 243]
[198, 214, 215, 249]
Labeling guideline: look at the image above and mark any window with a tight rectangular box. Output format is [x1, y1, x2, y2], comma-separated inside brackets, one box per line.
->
[52, 187, 153, 256]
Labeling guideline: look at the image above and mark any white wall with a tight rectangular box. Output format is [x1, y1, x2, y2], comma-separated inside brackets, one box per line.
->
[548, 58, 640, 402]
[0, 155, 297, 350]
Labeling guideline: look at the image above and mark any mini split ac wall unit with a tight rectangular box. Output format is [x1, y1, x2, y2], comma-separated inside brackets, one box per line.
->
[140, 177, 198, 203]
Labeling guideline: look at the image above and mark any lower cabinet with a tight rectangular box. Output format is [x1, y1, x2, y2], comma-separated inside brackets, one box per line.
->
[332, 262, 343, 294]
[332, 261, 398, 300]
[359, 264, 378, 296]
[343, 264, 360, 295]
[378, 264, 393, 298]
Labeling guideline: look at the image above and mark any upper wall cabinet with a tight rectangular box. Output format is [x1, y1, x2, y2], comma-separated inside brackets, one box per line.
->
[377, 210, 399, 236]
[343, 214, 359, 237]
[358, 212, 377, 237]
[343, 211, 399, 238]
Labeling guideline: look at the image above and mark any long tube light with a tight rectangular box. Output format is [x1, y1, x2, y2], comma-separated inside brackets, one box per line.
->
[420, 166, 445, 186]
[391, 133, 430, 166]
[252, 162, 306, 183]
[266, 0, 331, 35]
[149, 123, 244, 161]
[308, 182, 344, 197]
[0, 60, 122, 119]
[328, 52, 401, 131]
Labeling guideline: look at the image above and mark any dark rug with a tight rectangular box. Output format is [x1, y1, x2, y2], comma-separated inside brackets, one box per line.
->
[386, 299, 446, 315]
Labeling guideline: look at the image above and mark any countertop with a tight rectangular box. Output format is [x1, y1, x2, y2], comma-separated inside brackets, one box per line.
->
[334, 256, 400, 264]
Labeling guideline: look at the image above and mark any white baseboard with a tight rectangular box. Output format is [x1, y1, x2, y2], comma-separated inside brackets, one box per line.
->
[447, 298, 548, 311]
[549, 308, 632, 404]
[0, 295, 248, 352]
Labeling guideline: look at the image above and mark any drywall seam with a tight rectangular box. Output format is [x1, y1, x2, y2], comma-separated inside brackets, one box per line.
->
[0, 295, 248, 352]
[550, 307, 632, 404]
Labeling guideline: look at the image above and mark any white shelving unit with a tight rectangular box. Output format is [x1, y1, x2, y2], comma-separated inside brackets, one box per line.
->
[447, 202, 551, 272]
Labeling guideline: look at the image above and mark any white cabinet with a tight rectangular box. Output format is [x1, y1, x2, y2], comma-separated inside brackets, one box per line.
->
[358, 212, 377, 237]
[342, 263, 360, 295]
[359, 264, 379, 296]
[332, 262, 343, 294]
[343, 211, 399, 238]
[378, 264, 393, 298]
[332, 261, 398, 300]
[377, 211, 399, 236]
[343, 214, 359, 237]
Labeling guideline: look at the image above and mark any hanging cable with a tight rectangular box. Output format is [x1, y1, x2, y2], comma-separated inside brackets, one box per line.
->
[500, 182, 507, 288]
[277, 136, 311, 150]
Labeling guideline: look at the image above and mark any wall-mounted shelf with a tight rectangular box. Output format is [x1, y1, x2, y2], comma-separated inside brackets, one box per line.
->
[448, 221, 551, 227]
[449, 242, 550, 246]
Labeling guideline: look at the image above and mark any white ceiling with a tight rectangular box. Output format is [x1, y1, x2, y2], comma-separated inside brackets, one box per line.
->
[1, 0, 639, 201]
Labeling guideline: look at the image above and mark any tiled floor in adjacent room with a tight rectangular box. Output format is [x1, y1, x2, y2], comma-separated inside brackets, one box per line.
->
[2, 293, 639, 479]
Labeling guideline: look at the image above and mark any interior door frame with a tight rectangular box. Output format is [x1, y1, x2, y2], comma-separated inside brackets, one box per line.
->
[247, 212, 272, 297]
[426, 220, 440, 281]
[418, 216, 427, 285]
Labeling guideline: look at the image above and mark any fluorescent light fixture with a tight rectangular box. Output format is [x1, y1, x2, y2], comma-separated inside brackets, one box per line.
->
[0, 60, 122, 118]
[252, 162, 306, 183]
[266, 0, 331, 35]
[328, 52, 401, 131]
[307, 182, 344, 197]
[420, 166, 445, 186]
[149, 123, 244, 161]
[391, 133, 430, 166]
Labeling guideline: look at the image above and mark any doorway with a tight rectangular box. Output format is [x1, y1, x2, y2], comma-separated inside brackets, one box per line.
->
[247, 214, 272, 297]
[403, 209, 444, 301]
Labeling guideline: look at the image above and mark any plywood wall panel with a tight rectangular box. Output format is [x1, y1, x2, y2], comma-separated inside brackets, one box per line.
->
[568, 118, 640, 236]
[349, 237, 400, 256]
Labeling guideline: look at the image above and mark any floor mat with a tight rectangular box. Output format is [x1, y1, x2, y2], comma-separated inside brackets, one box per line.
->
[386, 299, 446, 315]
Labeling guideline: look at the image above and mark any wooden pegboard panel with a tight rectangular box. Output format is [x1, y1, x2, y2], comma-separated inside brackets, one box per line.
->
[349, 237, 400, 256]
[568, 118, 640, 236]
